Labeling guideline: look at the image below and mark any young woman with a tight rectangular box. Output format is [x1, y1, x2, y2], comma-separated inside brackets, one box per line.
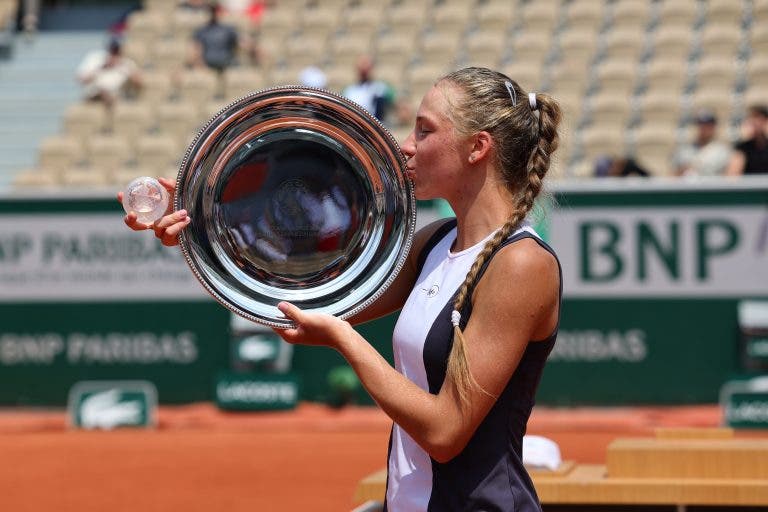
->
[121, 67, 562, 511]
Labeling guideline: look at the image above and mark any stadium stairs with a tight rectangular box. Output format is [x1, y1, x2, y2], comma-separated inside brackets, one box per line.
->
[0, 31, 105, 191]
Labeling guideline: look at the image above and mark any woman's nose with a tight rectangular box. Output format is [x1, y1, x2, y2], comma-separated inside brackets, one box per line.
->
[400, 131, 415, 158]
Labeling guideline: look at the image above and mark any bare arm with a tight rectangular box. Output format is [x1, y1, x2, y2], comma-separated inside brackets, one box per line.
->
[276, 238, 560, 462]
[726, 150, 745, 177]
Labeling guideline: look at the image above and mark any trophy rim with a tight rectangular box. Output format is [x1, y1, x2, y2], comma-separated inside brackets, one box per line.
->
[174, 85, 416, 329]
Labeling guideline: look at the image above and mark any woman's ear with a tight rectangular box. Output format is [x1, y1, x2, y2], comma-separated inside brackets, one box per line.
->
[468, 131, 493, 164]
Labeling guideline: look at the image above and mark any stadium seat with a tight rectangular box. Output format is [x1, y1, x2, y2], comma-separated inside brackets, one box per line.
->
[342, 4, 386, 36]
[650, 25, 694, 61]
[589, 93, 633, 130]
[329, 33, 374, 68]
[418, 30, 462, 68]
[521, 2, 560, 34]
[136, 134, 181, 171]
[611, 1, 652, 30]
[62, 103, 108, 140]
[558, 30, 598, 64]
[699, 25, 742, 59]
[138, 70, 174, 106]
[658, 1, 699, 27]
[564, 1, 603, 31]
[12, 168, 61, 188]
[85, 134, 132, 171]
[595, 60, 638, 96]
[113, 102, 154, 146]
[603, 26, 646, 61]
[637, 91, 683, 126]
[299, 4, 342, 40]
[126, 10, 166, 44]
[431, 2, 473, 33]
[156, 102, 200, 146]
[152, 39, 188, 72]
[474, 1, 515, 33]
[705, 0, 744, 26]
[464, 31, 508, 70]
[38, 135, 85, 171]
[178, 67, 221, 103]
[511, 32, 551, 68]
[172, 8, 209, 40]
[224, 68, 266, 100]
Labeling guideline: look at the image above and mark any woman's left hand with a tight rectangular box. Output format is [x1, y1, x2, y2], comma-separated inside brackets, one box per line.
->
[273, 301, 350, 348]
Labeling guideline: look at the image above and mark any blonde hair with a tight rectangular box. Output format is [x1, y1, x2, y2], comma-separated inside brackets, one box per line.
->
[439, 67, 562, 406]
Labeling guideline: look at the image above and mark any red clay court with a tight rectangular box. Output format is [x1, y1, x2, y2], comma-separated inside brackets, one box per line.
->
[2, 402, 765, 512]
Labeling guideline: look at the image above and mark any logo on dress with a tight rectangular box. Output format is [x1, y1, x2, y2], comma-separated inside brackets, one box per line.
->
[422, 284, 439, 298]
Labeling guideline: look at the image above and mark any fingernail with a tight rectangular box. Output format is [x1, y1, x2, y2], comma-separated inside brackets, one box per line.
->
[176, 210, 187, 218]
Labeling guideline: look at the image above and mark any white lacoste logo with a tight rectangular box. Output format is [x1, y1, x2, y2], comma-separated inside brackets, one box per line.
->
[81, 389, 141, 430]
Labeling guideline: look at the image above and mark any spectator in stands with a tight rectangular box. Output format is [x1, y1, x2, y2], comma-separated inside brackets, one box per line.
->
[76, 38, 142, 109]
[298, 66, 327, 89]
[341, 55, 395, 121]
[728, 104, 768, 176]
[189, 3, 240, 74]
[673, 110, 730, 178]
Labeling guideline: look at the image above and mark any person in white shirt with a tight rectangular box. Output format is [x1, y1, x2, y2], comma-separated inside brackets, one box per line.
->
[76, 38, 142, 108]
[674, 110, 730, 178]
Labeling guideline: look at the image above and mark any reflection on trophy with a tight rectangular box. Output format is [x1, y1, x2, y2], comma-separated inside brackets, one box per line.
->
[175, 86, 415, 328]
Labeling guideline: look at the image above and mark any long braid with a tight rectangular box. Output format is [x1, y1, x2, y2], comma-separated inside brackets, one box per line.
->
[441, 73, 562, 406]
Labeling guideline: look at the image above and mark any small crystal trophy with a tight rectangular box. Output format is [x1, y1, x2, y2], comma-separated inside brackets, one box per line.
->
[122, 177, 170, 224]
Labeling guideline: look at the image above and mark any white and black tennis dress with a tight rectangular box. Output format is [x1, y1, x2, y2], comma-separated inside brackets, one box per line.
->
[384, 218, 561, 512]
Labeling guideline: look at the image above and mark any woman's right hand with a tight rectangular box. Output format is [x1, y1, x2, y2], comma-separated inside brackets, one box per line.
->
[117, 177, 191, 247]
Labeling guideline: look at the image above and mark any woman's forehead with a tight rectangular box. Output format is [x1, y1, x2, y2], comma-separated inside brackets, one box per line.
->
[417, 83, 456, 122]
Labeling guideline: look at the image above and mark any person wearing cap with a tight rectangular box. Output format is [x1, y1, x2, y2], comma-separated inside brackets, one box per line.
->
[673, 110, 730, 177]
[76, 38, 142, 108]
[728, 104, 768, 176]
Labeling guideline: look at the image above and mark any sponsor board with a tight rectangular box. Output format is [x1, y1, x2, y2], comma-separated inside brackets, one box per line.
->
[215, 372, 300, 411]
[68, 380, 157, 429]
[721, 377, 768, 429]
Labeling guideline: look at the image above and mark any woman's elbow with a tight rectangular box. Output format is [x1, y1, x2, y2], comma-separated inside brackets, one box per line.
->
[424, 430, 468, 463]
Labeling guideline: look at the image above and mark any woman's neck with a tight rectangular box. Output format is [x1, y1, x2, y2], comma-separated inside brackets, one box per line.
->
[448, 179, 517, 252]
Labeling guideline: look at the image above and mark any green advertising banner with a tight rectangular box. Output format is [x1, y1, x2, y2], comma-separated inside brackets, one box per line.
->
[1, 178, 766, 406]
[538, 178, 768, 404]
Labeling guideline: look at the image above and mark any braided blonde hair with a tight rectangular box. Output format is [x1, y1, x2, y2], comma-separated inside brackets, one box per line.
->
[439, 67, 562, 406]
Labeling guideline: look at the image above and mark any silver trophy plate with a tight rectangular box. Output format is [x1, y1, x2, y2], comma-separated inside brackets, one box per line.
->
[175, 86, 415, 328]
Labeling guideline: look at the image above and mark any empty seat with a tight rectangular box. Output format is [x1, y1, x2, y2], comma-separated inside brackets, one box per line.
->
[85, 134, 132, 171]
[139, 70, 174, 106]
[152, 39, 188, 72]
[589, 93, 633, 129]
[694, 57, 738, 91]
[285, 35, 328, 68]
[603, 27, 646, 60]
[178, 67, 221, 103]
[747, 57, 768, 88]
[464, 31, 508, 68]
[565, 1, 604, 31]
[12, 168, 61, 189]
[385, 3, 429, 32]
[342, 4, 386, 35]
[558, 30, 598, 64]
[418, 31, 462, 67]
[113, 101, 154, 145]
[156, 102, 200, 145]
[136, 134, 181, 170]
[643, 58, 689, 94]
[511, 31, 551, 65]
[501, 62, 544, 91]
[595, 59, 637, 96]
[699, 25, 742, 59]
[431, 2, 473, 33]
[612, 0, 651, 30]
[521, 2, 559, 33]
[122, 38, 151, 69]
[580, 126, 626, 161]
[658, 1, 698, 27]
[475, 1, 515, 33]
[62, 103, 108, 140]
[329, 33, 373, 67]
[705, 0, 744, 25]
[650, 25, 693, 60]
[637, 91, 683, 125]
[38, 135, 85, 171]
[299, 4, 342, 39]
[224, 68, 266, 100]
[126, 11, 167, 44]
[690, 89, 734, 125]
